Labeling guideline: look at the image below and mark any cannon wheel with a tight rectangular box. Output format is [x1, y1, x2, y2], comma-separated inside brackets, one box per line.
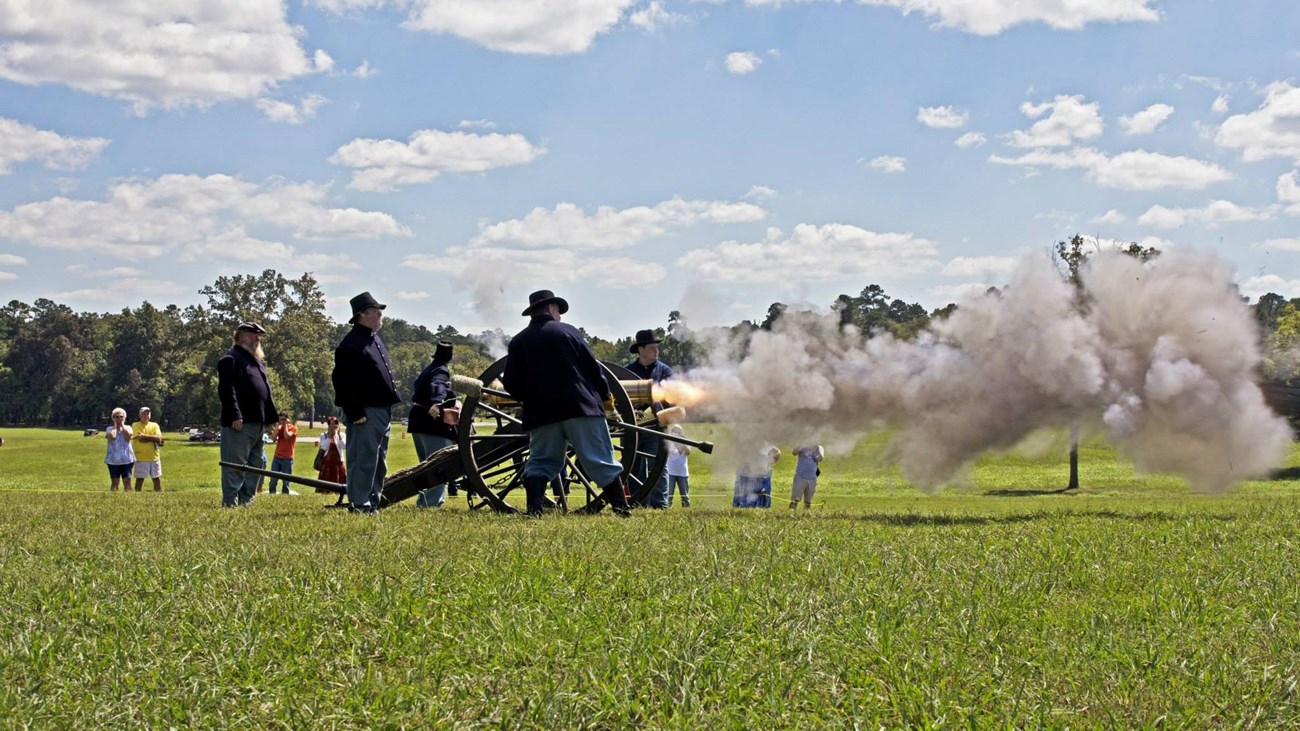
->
[456, 356, 644, 514]
[603, 361, 670, 507]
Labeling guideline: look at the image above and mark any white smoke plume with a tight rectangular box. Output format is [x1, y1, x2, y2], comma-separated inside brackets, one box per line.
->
[671, 248, 1290, 492]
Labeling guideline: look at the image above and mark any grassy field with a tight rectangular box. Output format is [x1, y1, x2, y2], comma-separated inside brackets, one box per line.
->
[2, 426, 1300, 728]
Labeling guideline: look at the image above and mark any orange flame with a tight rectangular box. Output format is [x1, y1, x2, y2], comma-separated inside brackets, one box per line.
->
[654, 380, 708, 407]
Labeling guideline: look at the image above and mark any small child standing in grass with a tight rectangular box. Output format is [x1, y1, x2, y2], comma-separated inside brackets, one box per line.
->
[790, 444, 824, 509]
[665, 424, 691, 508]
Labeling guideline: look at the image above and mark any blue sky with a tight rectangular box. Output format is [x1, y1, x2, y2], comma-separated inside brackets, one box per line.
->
[0, 0, 1298, 338]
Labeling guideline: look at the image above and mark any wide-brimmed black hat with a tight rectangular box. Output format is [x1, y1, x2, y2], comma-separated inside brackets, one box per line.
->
[236, 321, 267, 334]
[522, 289, 569, 316]
[433, 340, 454, 362]
[348, 291, 386, 324]
[629, 329, 660, 353]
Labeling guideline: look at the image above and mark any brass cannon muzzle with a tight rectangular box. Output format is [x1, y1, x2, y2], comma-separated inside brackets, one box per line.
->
[452, 375, 657, 409]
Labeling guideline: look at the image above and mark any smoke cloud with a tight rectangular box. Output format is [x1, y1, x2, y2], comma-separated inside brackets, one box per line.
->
[677, 249, 1290, 492]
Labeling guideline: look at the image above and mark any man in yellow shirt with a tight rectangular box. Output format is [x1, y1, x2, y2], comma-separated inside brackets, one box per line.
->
[131, 406, 164, 492]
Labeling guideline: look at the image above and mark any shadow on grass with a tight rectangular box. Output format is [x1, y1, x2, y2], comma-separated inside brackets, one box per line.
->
[982, 486, 1077, 497]
[1267, 467, 1300, 480]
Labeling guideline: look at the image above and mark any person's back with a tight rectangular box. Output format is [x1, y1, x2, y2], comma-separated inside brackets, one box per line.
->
[504, 314, 607, 431]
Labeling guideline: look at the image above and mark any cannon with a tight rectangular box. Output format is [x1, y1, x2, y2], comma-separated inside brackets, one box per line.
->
[221, 356, 712, 514]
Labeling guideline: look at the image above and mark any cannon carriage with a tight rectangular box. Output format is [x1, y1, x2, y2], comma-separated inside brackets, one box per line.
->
[222, 356, 709, 514]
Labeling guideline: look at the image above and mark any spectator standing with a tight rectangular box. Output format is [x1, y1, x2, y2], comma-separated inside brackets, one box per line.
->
[317, 416, 348, 506]
[501, 289, 631, 517]
[733, 443, 780, 508]
[410, 340, 457, 508]
[131, 406, 164, 492]
[665, 423, 691, 507]
[332, 292, 400, 513]
[217, 321, 278, 507]
[790, 444, 824, 509]
[624, 329, 674, 508]
[267, 412, 299, 495]
[104, 407, 135, 491]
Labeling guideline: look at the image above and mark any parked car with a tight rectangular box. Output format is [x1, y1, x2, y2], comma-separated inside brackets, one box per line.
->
[83, 428, 99, 437]
[189, 430, 219, 442]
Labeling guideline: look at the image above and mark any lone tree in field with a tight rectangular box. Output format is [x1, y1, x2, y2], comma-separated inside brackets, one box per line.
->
[1053, 234, 1160, 490]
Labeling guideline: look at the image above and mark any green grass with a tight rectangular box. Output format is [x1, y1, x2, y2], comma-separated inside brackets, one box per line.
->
[2, 426, 1300, 727]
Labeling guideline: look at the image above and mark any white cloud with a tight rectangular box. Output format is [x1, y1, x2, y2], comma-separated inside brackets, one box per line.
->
[0, 253, 26, 266]
[725, 51, 762, 75]
[0, 271, 15, 281]
[989, 147, 1232, 190]
[675, 224, 939, 284]
[866, 156, 906, 173]
[917, 105, 968, 129]
[629, 1, 684, 30]
[1136, 200, 1276, 229]
[0, 118, 109, 175]
[1120, 103, 1174, 135]
[1212, 95, 1230, 114]
[743, 185, 778, 200]
[1093, 209, 1127, 224]
[1216, 82, 1300, 162]
[353, 61, 375, 78]
[472, 197, 767, 249]
[458, 119, 497, 130]
[1007, 95, 1104, 148]
[0, 173, 408, 259]
[256, 94, 328, 124]
[0, 0, 331, 112]
[396, 290, 430, 301]
[77, 265, 144, 279]
[330, 129, 545, 192]
[403, 0, 636, 55]
[852, 0, 1159, 35]
[1279, 171, 1300, 215]
[929, 282, 994, 302]
[54, 278, 187, 304]
[940, 255, 1018, 277]
[1253, 238, 1300, 252]
[1241, 274, 1300, 300]
[954, 131, 986, 148]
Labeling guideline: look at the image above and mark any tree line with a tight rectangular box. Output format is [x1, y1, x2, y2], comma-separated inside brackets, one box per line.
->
[5, 244, 1288, 429]
[0, 268, 952, 429]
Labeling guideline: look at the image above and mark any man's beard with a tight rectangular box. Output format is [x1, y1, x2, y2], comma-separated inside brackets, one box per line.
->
[240, 340, 265, 361]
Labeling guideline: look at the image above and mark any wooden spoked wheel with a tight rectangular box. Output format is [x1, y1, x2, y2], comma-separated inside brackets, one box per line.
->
[455, 356, 643, 514]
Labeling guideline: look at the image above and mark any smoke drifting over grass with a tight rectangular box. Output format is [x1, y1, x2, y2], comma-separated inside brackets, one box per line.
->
[680, 249, 1289, 492]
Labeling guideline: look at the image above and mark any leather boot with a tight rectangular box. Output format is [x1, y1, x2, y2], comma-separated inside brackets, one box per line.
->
[523, 475, 549, 516]
[601, 476, 632, 517]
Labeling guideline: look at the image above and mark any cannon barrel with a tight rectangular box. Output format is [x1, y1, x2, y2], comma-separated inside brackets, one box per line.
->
[452, 374, 656, 408]
[217, 461, 345, 493]
[452, 374, 710, 452]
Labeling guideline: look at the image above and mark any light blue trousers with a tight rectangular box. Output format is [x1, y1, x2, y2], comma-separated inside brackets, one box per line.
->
[345, 407, 391, 508]
[220, 422, 266, 507]
[524, 416, 622, 490]
[413, 433, 454, 507]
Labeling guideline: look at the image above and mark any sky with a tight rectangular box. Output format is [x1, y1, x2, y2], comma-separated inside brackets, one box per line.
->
[0, 0, 1298, 339]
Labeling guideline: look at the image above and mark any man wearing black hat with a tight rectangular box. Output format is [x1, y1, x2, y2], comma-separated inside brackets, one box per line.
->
[625, 329, 675, 508]
[332, 292, 401, 513]
[409, 340, 457, 508]
[501, 290, 632, 517]
[217, 321, 278, 507]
